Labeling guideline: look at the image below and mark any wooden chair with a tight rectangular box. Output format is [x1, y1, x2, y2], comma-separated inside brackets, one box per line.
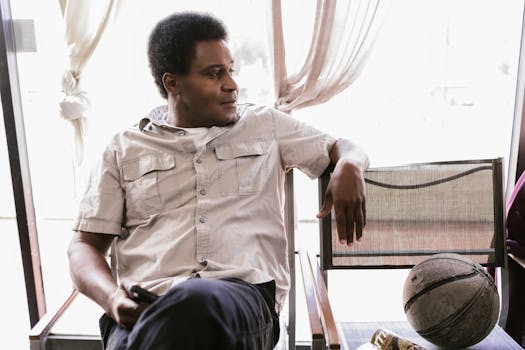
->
[299, 158, 523, 349]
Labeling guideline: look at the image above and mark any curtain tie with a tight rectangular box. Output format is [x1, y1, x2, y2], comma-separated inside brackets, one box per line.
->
[59, 69, 90, 122]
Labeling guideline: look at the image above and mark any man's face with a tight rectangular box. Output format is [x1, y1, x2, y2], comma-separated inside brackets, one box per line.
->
[172, 39, 239, 128]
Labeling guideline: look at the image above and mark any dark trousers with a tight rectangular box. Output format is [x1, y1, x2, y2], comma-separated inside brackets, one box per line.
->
[99, 278, 280, 350]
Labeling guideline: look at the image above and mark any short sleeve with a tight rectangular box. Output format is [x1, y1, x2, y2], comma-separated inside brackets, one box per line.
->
[272, 108, 336, 179]
[73, 141, 124, 235]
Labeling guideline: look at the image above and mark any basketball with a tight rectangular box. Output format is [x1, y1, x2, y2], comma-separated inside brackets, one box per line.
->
[402, 253, 500, 348]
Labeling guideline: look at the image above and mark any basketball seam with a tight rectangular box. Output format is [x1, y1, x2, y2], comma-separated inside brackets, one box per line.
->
[415, 282, 493, 345]
[403, 271, 478, 312]
[404, 257, 497, 313]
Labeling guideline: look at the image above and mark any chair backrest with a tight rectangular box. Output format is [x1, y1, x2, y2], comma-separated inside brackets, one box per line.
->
[318, 158, 506, 271]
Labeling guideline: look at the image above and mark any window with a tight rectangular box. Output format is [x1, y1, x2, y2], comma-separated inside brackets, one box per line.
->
[0, 92, 30, 349]
[292, 0, 524, 334]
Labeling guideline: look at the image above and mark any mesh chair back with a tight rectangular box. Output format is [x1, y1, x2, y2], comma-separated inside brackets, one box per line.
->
[319, 159, 505, 269]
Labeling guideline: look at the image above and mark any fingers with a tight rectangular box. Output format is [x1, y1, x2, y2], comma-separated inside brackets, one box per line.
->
[355, 200, 366, 242]
[507, 239, 525, 258]
[334, 201, 366, 247]
[316, 193, 333, 219]
[335, 205, 348, 245]
[319, 193, 358, 246]
[109, 286, 144, 329]
[346, 206, 355, 246]
[118, 298, 144, 329]
[362, 200, 367, 227]
[335, 202, 355, 246]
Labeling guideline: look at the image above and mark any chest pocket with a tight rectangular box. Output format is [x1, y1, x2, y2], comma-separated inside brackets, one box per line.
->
[215, 141, 269, 195]
[121, 153, 175, 220]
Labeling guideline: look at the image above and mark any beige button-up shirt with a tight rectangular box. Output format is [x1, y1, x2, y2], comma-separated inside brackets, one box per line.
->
[73, 104, 336, 311]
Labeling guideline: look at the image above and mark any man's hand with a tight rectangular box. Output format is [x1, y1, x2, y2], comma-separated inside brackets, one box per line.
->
[68, 231, 147, 329]
[507, 239, 525, 259]
[317, 161, 366, 246]
[317, 138, 369, 247]
[107, 285, 147, 329]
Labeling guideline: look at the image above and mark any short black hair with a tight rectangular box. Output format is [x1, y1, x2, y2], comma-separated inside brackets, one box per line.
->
[147, 12, 228, 99]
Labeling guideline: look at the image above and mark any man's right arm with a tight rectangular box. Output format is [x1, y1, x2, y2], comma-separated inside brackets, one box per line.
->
[68, 231, 144, 328]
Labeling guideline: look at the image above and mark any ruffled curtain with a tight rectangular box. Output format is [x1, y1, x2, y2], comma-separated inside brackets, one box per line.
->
[271, 5, 387, 348]
[271, 0, 387, 112]
[58, 0, 120, 164]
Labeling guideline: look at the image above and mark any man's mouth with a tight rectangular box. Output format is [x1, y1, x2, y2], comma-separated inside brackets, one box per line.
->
[221, 92, 238, 105]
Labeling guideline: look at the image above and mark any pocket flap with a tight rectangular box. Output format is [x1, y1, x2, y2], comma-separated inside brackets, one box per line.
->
[122, 153, 175, 181]
[215, 141, 269, 160]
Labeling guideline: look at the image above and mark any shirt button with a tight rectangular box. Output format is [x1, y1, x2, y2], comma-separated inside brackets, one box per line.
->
[199, 216, 207, 223]
[199, 189, 206, 196]
[196, 159, 202, 164]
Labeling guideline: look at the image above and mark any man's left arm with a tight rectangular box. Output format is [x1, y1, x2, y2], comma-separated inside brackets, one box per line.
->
[317, 138, 369, 246]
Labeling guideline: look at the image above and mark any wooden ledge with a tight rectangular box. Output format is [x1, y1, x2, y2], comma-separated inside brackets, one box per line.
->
[299, 249, 341, 349]
[29, 289, 79, 341]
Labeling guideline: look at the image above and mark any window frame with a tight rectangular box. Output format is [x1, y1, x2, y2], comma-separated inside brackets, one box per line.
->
[0, 0, 46, 327]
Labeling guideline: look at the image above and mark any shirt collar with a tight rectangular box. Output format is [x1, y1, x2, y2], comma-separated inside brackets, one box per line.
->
[139, 104, 252, 132]
[138, 105, 179, 133]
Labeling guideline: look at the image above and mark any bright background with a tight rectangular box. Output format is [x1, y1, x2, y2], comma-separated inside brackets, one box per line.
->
[2, 0, 524, 348]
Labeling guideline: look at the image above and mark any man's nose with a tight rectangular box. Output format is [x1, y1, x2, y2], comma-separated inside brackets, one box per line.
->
[222, 73, 238, 93]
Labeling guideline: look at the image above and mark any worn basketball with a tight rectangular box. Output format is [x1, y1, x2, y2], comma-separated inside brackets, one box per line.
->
[402, 253, 500, 348]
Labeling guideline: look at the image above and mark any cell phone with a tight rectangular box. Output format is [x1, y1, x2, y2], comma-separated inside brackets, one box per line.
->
[127, 284, 159, 303]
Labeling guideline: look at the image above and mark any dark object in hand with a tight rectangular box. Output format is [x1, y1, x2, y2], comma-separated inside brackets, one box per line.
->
[128, 285, 159, 303]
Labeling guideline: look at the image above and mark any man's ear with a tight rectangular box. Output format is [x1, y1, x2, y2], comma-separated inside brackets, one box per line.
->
[162, 72, 179, 95]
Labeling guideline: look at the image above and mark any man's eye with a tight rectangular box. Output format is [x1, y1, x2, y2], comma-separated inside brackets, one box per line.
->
[208, 71, 221, 78]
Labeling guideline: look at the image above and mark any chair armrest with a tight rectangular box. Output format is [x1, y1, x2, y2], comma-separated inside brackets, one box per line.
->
[298, 249, 324, 344]
[299, 249, 341, 349]
[308, 251, 340, 349]
[29, 289, 79, 343]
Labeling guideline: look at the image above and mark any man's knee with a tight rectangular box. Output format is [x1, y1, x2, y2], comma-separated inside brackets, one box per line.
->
[163, 278, 225, 316]
[126, 279, 238, 349]
[127, 278, 276, 350]
[141, 278, 239, 331]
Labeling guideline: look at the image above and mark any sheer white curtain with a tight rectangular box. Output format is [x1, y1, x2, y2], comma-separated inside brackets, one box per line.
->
[271, 0, 387, 112]
[58, 0, 120, 164]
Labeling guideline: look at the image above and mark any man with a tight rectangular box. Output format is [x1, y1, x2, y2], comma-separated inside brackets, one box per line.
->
[68, 11, 368, 350]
